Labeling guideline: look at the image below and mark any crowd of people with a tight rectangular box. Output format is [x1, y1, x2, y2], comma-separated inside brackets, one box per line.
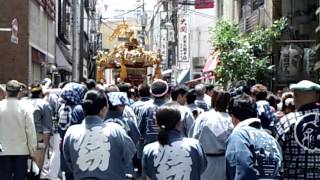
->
[0, 77, 320, 180]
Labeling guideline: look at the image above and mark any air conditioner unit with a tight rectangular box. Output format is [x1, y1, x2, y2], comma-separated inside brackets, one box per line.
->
[193, 57, 206, 67]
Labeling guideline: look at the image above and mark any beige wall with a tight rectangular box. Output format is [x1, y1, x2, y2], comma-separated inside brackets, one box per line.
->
[29, 0, 55, 60]
[100, 20, 141, 51]
[223, 0, 235, 22]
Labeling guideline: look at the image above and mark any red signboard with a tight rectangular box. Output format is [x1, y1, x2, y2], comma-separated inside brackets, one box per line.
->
[195, 0, 214, 9]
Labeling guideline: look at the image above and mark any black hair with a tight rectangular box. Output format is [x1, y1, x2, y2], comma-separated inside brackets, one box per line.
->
[234, 80, 251, 95]
[205, 84, 214, 93]
[228, 94, 257, 121]
[118, 83, 130, 93]
[81, 90, 108, 116]
[251, 84, 268, 101]
[171, 85, 189, 101]
[58, 81, 68, 89]
[86, 79, 96, 90]
[267, 93, 277, 110]
[138, 84, 150, 97]
[7, 91, 19, 98]
[151, 81, 168, 99]
[212, 91, 230, 112]
[186, 89, 196, 104]
[156, 105, 181, 146]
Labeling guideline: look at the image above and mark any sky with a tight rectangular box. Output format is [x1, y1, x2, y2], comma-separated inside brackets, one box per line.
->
[98, 0, 158, 20]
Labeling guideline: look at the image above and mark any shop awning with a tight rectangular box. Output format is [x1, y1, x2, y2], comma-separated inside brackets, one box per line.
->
[203, 52, 220, 73]
[162, 69, 173, 76]
[56, 42, 72, 72]
[177, 69, 190, 84]
[185, 74, 215, 84]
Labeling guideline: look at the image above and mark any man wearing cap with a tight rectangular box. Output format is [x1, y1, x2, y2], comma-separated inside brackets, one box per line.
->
[0, 80, 37, 179]
[28, 82, 53, 171]
[275, 80, 320, 179]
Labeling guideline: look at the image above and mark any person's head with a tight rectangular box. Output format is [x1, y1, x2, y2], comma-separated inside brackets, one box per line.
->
[251, 84, 268, 101]
[85, 79, 96, 90]
[194, 84, 205, 98]
[156, 105, 181, 146]
[150, 79, 169, 99]
[5, 80, 22, 98]
[171, 85, 189, 105]
[290, 80, 320, 110]
[186, 89, 196, 105]
[267, 93, 278, 110]
[105, 84, 120, 93]
[60, 82, 87, 105]
[276, 89, 283, 98]
[81, 90, 108, 118]
[284, 98, 295, 114]
[0, 85, 6, 101]
[280, 92, 294, 112]
[118, 82, 130, 94]
[30, 82, 44, 98]
[228, 94, 257, 126]
[205, 84, 215, 97]
[234, 80, 251, 95]
[212, 91, 230, 112]
[106, 92, 129, 112]
[58, 81, 68, 89]
[138, 84, 150, 98]
[41, 78, 52, 89]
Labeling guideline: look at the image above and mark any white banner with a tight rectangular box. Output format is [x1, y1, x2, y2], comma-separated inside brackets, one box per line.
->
[178, 15, 189, 63]
[160, 29, 168, 69]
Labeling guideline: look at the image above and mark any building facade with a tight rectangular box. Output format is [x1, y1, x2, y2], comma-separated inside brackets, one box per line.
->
[0, 0, 55, 85]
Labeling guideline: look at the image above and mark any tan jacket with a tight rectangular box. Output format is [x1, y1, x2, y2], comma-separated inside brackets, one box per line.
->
[0, 98, 37, 155]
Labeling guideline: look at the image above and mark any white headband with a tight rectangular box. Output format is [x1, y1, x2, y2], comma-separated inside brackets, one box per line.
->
[150, 79, 169, 97]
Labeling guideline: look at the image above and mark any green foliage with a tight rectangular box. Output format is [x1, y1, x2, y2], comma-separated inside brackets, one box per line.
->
[209, 17, 287, 88]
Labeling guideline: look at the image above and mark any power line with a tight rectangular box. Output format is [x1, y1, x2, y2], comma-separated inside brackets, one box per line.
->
[187, 9, 215, 19]
[101, 4, 144, 20]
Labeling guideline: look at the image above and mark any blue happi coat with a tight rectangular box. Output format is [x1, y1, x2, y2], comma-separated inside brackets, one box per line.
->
[139, 98, 167, 144]
[226, 118, 282, 180]
[63, 115, 136, 180]
[142, 130, 207, 180]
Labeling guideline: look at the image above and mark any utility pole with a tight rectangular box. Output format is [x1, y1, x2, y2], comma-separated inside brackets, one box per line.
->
[72, 0, 80, 82]
[171, 0, 179, 66]
[170, 0, 179, 84]
[141, 0, 146, 46]
[79, 0, 84, 82]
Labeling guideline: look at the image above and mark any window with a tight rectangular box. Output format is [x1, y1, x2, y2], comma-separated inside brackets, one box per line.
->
[59, 0, 71, 43]
[240, 0, 251, 19]
[240, 0, 264, 18]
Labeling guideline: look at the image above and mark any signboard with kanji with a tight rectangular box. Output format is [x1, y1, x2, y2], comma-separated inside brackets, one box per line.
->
[11, 18, 18, 44]
[178, 15, 189, 63]
[160, 29, 168, 69]
[195, 0, 214, 9]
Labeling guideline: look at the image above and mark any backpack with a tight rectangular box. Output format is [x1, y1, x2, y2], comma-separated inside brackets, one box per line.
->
[58, 104, 73, 138]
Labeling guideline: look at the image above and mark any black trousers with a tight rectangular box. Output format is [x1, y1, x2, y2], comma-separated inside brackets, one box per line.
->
[0, 155, 28, 180]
